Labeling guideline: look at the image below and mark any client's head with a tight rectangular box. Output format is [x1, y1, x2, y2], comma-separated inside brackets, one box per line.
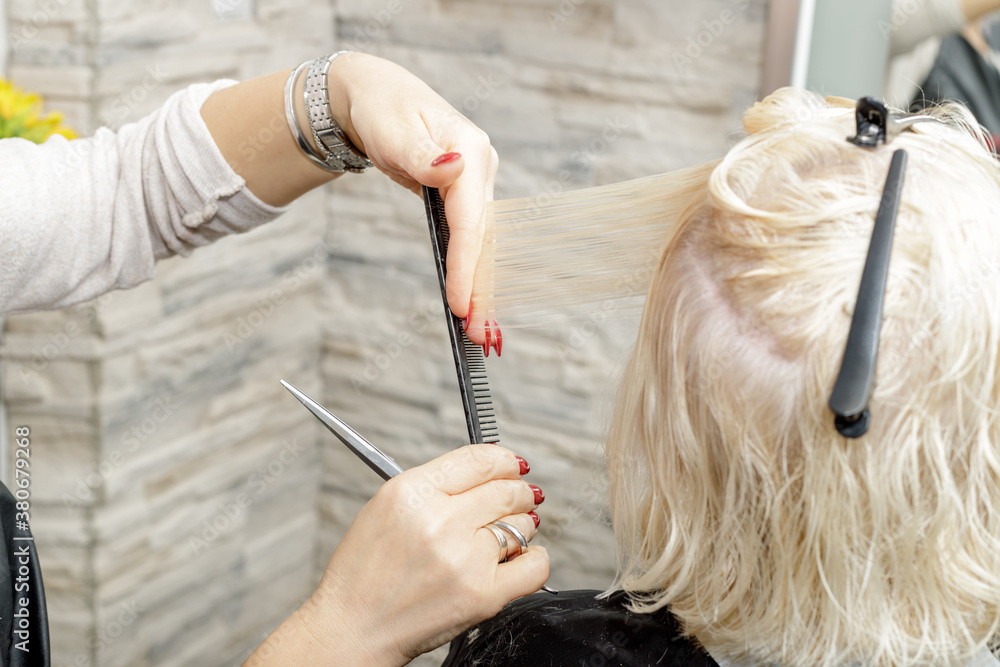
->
[606, 87, 1000, 666]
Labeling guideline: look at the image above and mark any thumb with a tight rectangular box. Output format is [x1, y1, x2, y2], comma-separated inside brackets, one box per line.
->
[494, 547, 551, 602]
[400, 133, 465, 189]
[388, 118, 495, 320]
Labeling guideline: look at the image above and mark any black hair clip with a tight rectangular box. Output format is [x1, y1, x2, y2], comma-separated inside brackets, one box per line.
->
[830, 98, 912, 438]
[828, 149, 906, 438]
[848, 97, 939, 147]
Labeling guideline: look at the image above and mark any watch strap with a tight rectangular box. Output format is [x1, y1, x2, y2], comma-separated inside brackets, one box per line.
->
[304, 52, 373, 174]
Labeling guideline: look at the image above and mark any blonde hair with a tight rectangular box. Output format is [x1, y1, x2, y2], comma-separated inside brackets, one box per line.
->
[605, 88, 1000, 666]
[470, 165, 717, 329]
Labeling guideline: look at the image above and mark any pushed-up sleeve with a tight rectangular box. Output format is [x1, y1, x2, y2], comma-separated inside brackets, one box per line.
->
[0, 80, 289, 315]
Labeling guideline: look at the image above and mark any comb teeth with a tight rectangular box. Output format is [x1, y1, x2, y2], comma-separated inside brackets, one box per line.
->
[464, 337, 499, 443]
[423, 185, 500, 445]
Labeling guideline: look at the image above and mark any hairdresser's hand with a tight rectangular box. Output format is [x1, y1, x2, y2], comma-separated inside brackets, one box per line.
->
[203, 54, 495, 343]
[243, 445, 548, 666]
[327, 52, 497, 337]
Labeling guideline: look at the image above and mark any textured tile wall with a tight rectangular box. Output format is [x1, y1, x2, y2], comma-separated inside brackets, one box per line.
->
[3, 2, 333, 664]
[0, 0, 766, 664]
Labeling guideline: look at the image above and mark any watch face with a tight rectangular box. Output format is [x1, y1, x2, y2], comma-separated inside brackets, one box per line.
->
[317, 129, 371, 169]
[316, 127, 344, 148]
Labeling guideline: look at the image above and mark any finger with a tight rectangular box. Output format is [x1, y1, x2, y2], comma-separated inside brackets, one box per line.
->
[476, 524, 512, 565]
[407, 444, 524, 496]
[456, 478, 537, 528]
[495, 546, 550, 601]
[473, 518, 535, 565]
[389, 121, 488, 322]
[389, 110, 468, 191]
[491, 514, 539, 559]
[443, 142, 497, 327]
[460, 147, 499, 345]
[369, 104, 493, 323]
[374, 157, 423, 195]
[361, 109, 460, 194]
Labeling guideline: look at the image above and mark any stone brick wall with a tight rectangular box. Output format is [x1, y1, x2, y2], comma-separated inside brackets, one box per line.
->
[3, 2, 334, 665]
[0, 1, 766, 665]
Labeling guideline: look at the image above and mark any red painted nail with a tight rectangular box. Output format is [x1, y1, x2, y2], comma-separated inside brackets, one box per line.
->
[516, 456, 530, 475]
[463, 297, 472, 332]
[528, 511, 540, 528]
[530, 484, 544, 505]
[431, 151, 461, 167]
[492, 320, 502, 357]
[483, 320, 491, 358]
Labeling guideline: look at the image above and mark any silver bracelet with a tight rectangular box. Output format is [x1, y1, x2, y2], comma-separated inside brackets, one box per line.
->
[303, 52, 373, 174]
[283, 62, 338, 172]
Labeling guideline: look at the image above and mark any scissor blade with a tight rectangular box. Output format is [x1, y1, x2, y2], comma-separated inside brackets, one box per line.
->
[280, 380, 404, 481]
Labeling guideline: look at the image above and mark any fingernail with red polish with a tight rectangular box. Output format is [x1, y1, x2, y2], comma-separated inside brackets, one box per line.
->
[463, 297, 472, 332]
[483, 320, 491, 358]
[516, 456, 530, 475]
[530, 485, 545, 505]
[431, 152, 461, 167]
[528, 511, 540, 528]
[492, 320, 502, 357]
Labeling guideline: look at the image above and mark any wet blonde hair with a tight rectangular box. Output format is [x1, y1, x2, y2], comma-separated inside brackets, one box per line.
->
[606, 88, 1000, 666]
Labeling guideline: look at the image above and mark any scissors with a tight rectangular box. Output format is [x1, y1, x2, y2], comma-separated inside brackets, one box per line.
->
[280, 379, 557, 594]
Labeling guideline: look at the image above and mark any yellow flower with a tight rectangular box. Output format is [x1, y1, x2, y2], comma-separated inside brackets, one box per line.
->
[0, 78, 77, 143]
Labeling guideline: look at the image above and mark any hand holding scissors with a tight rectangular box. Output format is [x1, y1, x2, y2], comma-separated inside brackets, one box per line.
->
[281, 380, 554, 591]
[274, 381, 553, 662]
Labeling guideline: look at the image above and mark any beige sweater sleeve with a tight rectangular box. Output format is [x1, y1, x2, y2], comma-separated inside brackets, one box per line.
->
[0, 80, 289, 315]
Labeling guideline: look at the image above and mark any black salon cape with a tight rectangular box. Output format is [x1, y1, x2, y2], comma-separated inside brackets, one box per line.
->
[0, 483, 49, 667]
[910, 31, 1000, 135]
[443, 589, 719, 666]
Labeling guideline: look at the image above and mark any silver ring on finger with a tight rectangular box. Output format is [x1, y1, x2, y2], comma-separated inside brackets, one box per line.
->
[484, 523, 510, 563]
[492, 520, 528, 557]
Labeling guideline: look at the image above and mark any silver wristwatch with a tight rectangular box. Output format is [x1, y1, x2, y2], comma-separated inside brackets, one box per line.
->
[304, 52, 373, 173]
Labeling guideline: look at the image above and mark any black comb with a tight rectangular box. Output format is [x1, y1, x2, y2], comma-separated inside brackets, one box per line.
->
[422, 185, 499, 445]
